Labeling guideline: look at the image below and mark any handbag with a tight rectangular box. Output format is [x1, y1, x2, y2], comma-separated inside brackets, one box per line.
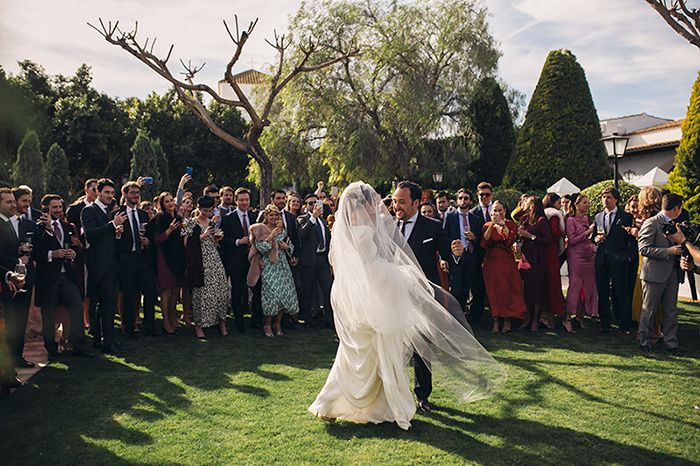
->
[518, 252, 532, 270]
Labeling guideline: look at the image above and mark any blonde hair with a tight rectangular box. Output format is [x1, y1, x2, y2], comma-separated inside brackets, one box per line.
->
[638, 186, 661, 220]
[262, 204, 281, 223]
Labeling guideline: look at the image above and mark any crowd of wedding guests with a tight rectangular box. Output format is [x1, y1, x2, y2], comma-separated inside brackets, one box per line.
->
[1, 175, 699, 396]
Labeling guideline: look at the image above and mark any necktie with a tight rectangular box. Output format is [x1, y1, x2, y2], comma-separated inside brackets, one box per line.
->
[242, 212, 249, 236]
[604, 212, 608, 236]
[461, 212, 474, 253]
[316, 220, 326, 251]
[53, 221, 63, 245]
[131, 209, 141, 251]
[401, 220, 413, 238]
[484, 206, 491, 222]
[23, 212, 30, 221]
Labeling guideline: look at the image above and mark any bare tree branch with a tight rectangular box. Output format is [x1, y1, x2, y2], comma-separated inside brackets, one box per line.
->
[645, 0, 700, 49]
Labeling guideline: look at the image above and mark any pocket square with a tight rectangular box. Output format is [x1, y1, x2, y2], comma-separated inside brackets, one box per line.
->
[422, 238, 434, 244]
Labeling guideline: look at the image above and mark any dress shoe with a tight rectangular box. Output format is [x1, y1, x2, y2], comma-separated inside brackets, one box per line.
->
[18, 359, 35, 369]
[73, 349, 96, 358]
[640, 345, 652, 354]
[668, 347, 681, 357]
[417, 399, 433, 413]
[101, 344, 120, 355]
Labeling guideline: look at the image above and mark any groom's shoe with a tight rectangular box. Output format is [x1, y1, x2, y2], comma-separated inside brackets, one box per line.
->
[417, 399, 432, 413]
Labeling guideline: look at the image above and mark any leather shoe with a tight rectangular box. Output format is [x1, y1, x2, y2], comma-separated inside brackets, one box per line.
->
[5, 377, 23, 389]
[18, 359, 35, 369]
[668, 347, 681, 357]
[417, 399, 433, 413]
[640, 345, 652, 354]
[101, 344, 120, 355]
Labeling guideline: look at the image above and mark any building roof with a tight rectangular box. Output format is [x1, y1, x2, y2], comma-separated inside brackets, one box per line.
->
[230, 69, 270, 85]
[600, 112, 671, 123]
[630, 119, 683, 135]
[626, 140, 680, 153]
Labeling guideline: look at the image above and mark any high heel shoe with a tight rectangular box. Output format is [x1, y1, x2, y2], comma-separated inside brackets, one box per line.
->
[562, 320, 575, 334]
[263, 325, 274, 337]
[274, 324, 284, 337]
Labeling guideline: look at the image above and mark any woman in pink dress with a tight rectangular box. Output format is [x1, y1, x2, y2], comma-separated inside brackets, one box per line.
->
[563, 194, 597, 332]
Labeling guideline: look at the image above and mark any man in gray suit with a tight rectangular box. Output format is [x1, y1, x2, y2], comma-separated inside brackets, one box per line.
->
[638, 193, 685, 355]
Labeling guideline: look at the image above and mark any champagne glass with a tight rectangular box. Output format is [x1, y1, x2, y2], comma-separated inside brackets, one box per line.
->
[14, 263, 27, 293]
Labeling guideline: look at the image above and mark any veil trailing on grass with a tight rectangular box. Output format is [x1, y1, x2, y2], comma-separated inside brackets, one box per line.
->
[328, 181, 505, 404]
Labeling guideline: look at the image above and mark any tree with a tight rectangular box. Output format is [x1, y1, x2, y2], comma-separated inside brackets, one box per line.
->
[45, 143, 71, 199]
[129, 130, 161, 200]
[268, 0, 503, 188]
[581, 179, 640, 215]
[468, 77, 516, 185]
[151, 138, 171, 196]
[646, 0, 700, 50]
[90, 16, 357, 207]
[503, 49, 610, 192]
[667, 71, 700, 222]
[13, 130, 46, 194]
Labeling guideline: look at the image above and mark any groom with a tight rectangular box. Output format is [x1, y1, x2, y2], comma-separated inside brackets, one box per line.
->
[392, 180, 465, 413]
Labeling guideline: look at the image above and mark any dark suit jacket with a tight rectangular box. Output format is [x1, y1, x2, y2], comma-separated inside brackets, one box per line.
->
[445, 210, 480, 263]
[297, 212, 331, 267]
[66, 200, 87, 233]
[594, 209, 636, 267]
[81, 203, 117, 287]
[220, 209, 257, 274]
[406, 214, 454, 284]
[0, 217, 20, 271]
[468, 204, 491, 257]
[112, 206, 149, 256]
[32, 220, 81, 305]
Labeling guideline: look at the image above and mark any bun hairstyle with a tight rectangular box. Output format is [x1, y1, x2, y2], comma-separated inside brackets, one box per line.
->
[197, 195, 215, 208]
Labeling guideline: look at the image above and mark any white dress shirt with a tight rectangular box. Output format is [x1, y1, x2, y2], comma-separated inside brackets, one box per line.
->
[126, 206, 140, 251]
[400, 211, 420, 241]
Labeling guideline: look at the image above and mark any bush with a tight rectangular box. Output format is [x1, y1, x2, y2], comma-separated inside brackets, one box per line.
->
[492, 187, 524, 213]
[581, 180, 640, 215]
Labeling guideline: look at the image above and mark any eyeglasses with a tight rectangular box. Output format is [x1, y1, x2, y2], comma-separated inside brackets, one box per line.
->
[479, 193, 492, 198]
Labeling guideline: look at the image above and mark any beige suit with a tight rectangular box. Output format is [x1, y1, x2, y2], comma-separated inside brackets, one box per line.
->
[638, 212, 683, 348]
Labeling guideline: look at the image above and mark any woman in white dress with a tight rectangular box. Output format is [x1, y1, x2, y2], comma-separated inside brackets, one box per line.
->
[308, 182, 504, 430]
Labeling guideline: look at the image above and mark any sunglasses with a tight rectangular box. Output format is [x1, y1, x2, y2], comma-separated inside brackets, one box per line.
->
[457, 196, 470, 200]
[479, 193, 492, 198]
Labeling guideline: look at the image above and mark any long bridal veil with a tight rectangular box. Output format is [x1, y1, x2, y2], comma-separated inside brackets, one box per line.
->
[328, 181, 505, 404]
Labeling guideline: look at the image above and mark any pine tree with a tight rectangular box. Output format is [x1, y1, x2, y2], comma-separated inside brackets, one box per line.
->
[13, 130, 46, 195]
[503, 49, 610, 192]
[469, 77, 515, 185]
[667, 71, 700, 222]
[129, 130, 160, 201]
[152, 138, 171, 195]
[45, 143, 71, 199]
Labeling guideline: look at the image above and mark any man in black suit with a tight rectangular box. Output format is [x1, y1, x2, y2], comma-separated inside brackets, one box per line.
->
[81, 178, 127, 354]
[113, 182, 158, 339]
[12, 185, 42, 224]
[297, 193, 333, 328]
[0, 188, 36, 369]
[220, 187, 257, 332]
[0, 263, 26, 397]
[444, 188, 480, 313]
[593, 187, 636, 334]
[33, 194, 93, 358]
[392, 181, 465, 413]
[466, 182, 494, 325]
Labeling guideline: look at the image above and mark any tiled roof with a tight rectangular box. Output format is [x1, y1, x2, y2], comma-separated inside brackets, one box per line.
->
[626, 140, 680, 153]
[600, 112, 671, 123]
[231, 69, 269, 85]
[629, 119, 683, 135]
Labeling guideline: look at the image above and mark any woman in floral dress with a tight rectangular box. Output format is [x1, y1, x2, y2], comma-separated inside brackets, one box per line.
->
[249, 205, 300, 337]
[182, 196, 229, 339]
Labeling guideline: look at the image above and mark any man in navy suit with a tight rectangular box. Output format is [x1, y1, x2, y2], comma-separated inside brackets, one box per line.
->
[34, 194, 92, 358]
[444, 188, 480, 314]
[220, 188, 258, 332]
[81, 179, 127, 354]
[466, 181, 494, 325]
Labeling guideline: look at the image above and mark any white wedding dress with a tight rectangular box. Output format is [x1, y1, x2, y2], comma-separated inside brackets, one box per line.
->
[308, 182, 504, 430]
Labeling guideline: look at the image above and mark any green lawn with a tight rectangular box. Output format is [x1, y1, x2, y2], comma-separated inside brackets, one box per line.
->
[1, 302, 699, 465]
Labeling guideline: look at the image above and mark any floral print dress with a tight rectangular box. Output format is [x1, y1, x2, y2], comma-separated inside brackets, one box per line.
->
[255, 231, 300, 317]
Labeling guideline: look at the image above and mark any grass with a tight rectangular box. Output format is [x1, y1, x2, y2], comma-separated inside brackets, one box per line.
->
[1, 302, 699, 465]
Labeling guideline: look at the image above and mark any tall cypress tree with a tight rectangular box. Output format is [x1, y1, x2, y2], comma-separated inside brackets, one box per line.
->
[45, 142, 71, 199]
[469, 77, 515, 185]
[13, 130, 46, 195]
[152, 137, 171, 195]
[129, 130, 160, 201]
[667, 72, 700, 222]
[503, 49, 610, 191]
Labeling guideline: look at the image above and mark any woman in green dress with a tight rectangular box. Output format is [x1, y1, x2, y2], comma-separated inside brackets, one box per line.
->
[250, 205, 300, 337]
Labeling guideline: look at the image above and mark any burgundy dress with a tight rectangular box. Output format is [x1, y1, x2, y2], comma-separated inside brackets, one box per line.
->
[519, 216, 552, 308]
[481, 220, 527, 319]
[544, 215, 566, 315]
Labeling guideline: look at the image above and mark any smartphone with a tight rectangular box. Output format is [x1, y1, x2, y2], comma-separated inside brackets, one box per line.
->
[185, 166, 194, 176]
[141, 177, 154, 185]
[315, 199, 324, 210]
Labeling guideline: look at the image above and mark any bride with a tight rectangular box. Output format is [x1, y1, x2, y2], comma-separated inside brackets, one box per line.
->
[308, 182, 505, 430]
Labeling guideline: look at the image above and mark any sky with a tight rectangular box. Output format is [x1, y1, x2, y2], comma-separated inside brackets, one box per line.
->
[0, 0, 697, 120]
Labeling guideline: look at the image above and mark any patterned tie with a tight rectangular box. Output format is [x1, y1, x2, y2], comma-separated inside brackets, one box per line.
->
[461, 212, 474, 253]
[53, 221, 63, 245]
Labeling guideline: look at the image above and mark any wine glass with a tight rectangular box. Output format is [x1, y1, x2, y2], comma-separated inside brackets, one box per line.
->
[14, 263, 27, 293]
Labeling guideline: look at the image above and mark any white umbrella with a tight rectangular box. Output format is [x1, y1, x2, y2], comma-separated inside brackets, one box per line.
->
[547, 177, 580, 195]
[633, 167, 668, 187]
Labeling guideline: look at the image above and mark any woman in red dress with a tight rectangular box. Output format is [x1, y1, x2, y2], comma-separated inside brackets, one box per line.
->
[482, 201, 527, 333]
[542, 193, 566, 329]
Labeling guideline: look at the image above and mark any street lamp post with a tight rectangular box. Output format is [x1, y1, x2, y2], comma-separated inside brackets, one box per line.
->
[432, 172, 444, 189]
[601, 133, 630, 190]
